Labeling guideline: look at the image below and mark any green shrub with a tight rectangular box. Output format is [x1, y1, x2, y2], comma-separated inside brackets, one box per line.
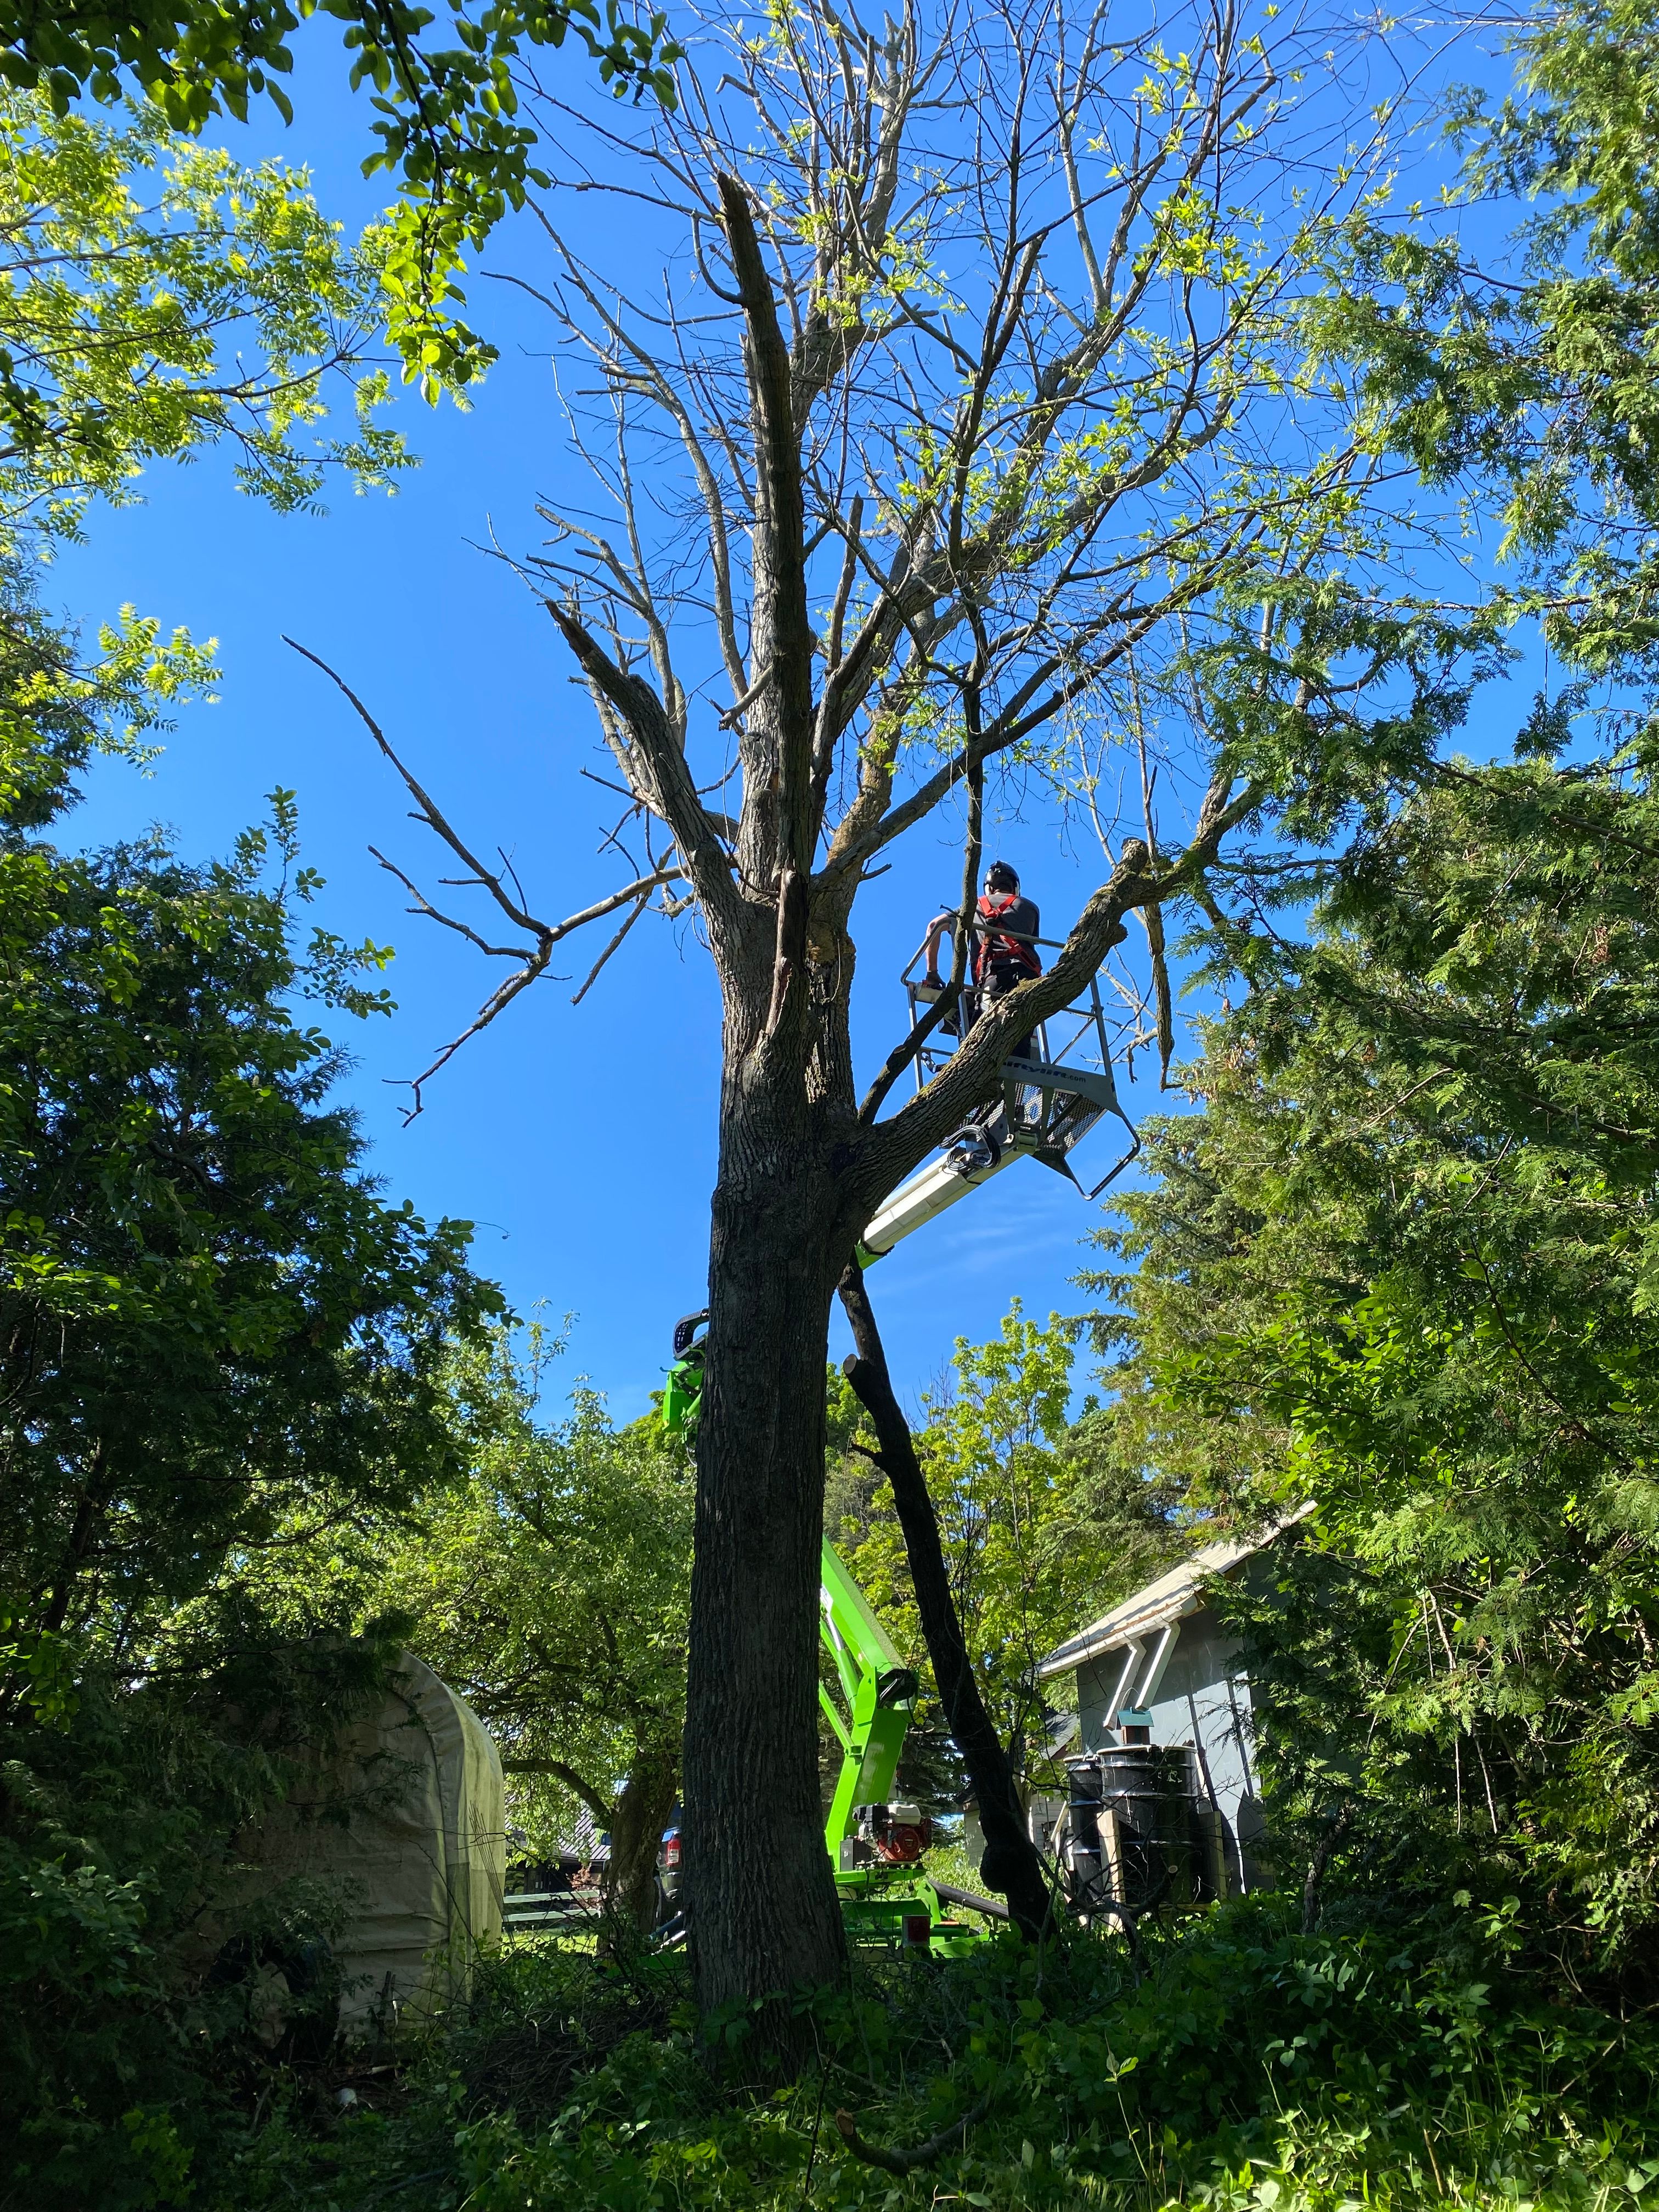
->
[221, 1897, 1659, 2211]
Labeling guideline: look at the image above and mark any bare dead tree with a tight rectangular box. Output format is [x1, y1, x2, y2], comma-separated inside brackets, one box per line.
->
[301, 0, 1414, 2044]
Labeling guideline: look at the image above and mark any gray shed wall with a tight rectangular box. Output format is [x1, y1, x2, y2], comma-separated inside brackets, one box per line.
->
[1075, 1601, 1266, 1893]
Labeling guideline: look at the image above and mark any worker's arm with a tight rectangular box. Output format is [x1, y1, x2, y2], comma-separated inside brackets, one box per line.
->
[1015, 898, 1043, 968]
[921, 908, 956, 987]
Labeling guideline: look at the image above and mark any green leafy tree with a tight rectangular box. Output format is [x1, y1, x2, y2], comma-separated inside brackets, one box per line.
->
[227, 1333, 695, 1937]
[1084, 744, 1659, 1985]
[0, 0, 680, 397]
[369, 1345, 693, 1936]
[0, 87, 415, 544]
[1060, 0, 1659, 1986]
[1305, 0, 1659, 686]
[0, 43, 532, 2201]
[0, 571, 504, 2202]
[0, 787, 495, 1667]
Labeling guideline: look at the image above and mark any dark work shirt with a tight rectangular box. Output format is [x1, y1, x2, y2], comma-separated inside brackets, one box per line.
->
[978, 893, 1042, 974]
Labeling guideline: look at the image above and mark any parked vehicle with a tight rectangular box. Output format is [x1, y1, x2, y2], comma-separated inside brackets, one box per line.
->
[657, 1818, 682, 1908]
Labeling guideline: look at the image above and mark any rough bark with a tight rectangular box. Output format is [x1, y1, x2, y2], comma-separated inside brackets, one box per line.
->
[607, 1737, 681, 1939]
[679, 178, 860, 2051]
[682, 1087, 851, 2045]
[836, 1260, 1054, 1942]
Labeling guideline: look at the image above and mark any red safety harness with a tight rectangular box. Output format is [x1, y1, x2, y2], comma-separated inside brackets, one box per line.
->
[974, 891, 1042, 982]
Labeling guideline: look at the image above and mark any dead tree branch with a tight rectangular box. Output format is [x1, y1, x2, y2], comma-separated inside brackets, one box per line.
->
[834, 2095, 993, 2175]
[285, 636, 691, 1116]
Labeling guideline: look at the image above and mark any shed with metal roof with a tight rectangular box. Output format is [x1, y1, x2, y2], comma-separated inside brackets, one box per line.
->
[1037, 1517, 1306, 1895]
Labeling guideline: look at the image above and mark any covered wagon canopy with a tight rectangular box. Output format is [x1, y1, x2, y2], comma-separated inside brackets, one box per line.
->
[239, 1651, 506, 2030]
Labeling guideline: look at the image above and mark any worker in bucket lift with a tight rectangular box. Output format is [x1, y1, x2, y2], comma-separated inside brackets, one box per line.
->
[924, 861, 1044, 1059]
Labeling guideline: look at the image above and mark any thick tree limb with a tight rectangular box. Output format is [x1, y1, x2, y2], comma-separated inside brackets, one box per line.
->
[1137, 710, 1175, 1085]
[716, 172, 817, 1058]
[810, 492, 865, 836]
[763, 865, 809, 1041]
[545, 600, 748, 947]
[717, 175, 815, 879]
[837, 1260, 1055, 1943]
[507, 1756, 612, 1829]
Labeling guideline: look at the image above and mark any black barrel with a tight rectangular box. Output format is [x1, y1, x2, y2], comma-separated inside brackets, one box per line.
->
[1065, 1756, 1107, 1903]
[1066, 1745, 1202, 1914]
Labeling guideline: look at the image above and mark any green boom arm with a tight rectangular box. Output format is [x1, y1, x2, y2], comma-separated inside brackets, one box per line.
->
[817, 1539, 918, 1863]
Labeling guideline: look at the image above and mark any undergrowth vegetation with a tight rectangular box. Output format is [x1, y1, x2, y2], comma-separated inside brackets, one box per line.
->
[228, 1899, 1658, 2211]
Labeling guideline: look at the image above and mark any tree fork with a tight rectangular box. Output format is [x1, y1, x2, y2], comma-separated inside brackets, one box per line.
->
[836, 1258, 1055, 1942]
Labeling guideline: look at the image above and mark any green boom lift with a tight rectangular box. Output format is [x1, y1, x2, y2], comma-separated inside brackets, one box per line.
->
[661, 923, 1133, 1951]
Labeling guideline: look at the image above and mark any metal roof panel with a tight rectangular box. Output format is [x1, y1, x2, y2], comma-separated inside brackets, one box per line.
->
[1036, 1509, 1313, 1680]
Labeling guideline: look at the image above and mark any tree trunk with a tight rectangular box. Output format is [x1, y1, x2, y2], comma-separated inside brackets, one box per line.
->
[682, 1098, 849, 2049]
[604, 1736, 681, 1943]
[837, 1259, 1054, 1943]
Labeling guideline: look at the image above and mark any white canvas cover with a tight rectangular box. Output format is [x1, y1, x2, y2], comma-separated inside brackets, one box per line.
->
[245, 1651, 506, 2026]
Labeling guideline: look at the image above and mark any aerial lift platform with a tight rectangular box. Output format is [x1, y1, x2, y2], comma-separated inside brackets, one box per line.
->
[858, 915, 1137, 1261]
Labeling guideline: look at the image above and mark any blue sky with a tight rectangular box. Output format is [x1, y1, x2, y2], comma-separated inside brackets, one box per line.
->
[50, 36, 1193, 1423]
[49, 9, 1524, 1422]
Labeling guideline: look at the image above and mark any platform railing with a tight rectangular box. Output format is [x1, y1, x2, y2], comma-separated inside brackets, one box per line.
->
[899, 913, 1116, 1093]
[895, 914, 1138, 1197]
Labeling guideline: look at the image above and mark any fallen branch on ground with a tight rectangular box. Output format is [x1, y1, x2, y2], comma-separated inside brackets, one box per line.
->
[833, 2095, 992, 2174]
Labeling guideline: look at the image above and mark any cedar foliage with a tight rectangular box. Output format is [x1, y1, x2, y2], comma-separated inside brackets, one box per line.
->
[1069, 0, 1659, 2000]
[1084, 747, 1659, 1993]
